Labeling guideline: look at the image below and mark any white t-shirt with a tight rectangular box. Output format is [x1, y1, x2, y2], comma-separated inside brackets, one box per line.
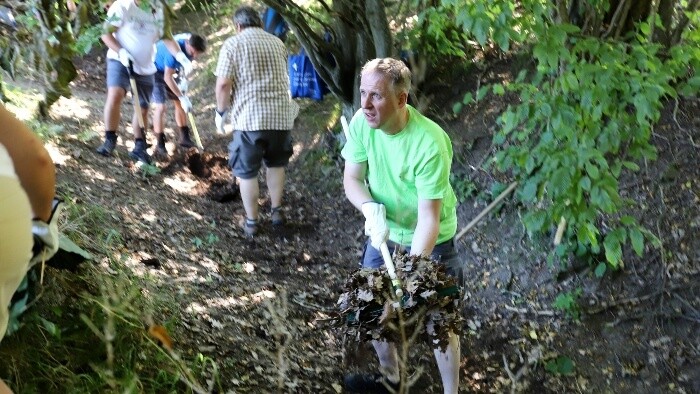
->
[105, 0, 165, 75]
[0, 143, 16, 179]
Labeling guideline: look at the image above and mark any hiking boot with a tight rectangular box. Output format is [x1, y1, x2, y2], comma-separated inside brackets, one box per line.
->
[96, 136, 117, 156]
[154, 143, 168, 159]
[271, 206, 285, 226]
[129, 139, 152, 164]
[240, 217, 258, 237]
[343, 373, 399, 394]
[179, 127, 195, 148]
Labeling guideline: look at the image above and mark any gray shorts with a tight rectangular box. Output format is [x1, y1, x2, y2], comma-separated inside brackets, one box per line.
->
[227, 130, 293, 179]
[361, 238, 465, 286]
[151, 71, 178, 104]
[106, 59, 154, 109]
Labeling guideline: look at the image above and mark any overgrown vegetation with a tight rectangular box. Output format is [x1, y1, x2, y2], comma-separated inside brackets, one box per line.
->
[450, 1, 699, 274]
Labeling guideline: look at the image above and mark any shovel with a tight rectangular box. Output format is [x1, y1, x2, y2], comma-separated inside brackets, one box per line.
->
[187, 111, 204, 151]
[127, 62, 146, 131]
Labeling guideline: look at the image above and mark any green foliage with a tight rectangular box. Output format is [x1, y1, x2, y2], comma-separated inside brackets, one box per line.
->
[450, 173, 477, 203]
[394, 1, 471, 60]
[553, 288, 582, 320]
[447, 1, 700, 272]
[546, 355, 575, 375]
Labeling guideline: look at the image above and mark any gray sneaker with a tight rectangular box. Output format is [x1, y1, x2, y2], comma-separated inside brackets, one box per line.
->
[271, 207, 285, 226]
[240, 218, 258, 237]
[96, 137, 117, 156]
[129, 140, 152, 164]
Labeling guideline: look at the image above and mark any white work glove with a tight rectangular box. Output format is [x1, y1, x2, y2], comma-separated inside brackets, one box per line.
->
[179, 95, 193, 113]
[175, 51, 193, 76]
[215, 109, 227, 135]
[30, 199, 63, 268]
[361, 201, 389, 250]
[118, 48, 134, 69]
[118, 48, 134, 68]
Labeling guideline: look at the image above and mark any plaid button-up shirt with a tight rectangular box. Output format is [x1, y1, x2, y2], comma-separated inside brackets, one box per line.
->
[215, 27, 299, 131]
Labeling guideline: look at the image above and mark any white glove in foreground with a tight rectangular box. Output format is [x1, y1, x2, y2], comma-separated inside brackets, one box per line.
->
[215, 109, 227, 135]
[175, 51, 193, 76]
[118, 48, 134, 69]
[361, 202, 389, 249]
[179, 95, 193, 113]
[30, 199, 63, 267]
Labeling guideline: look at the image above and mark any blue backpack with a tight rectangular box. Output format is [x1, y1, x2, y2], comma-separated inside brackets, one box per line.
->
[263, 7, 288, 41]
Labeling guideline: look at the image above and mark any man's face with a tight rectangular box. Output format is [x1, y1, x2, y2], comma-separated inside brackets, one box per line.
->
[359, 71, 405, 134]
[185, 43, 202, 60]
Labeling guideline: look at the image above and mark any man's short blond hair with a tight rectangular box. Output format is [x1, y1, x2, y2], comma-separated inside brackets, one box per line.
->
[361, 57, 411, 95]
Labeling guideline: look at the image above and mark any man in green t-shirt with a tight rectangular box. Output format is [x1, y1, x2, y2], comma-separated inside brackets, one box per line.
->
[341, 57, 462, 394]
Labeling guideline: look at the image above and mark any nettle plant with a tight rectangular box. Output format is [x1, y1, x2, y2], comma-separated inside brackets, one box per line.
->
[450, 0, 700, 275]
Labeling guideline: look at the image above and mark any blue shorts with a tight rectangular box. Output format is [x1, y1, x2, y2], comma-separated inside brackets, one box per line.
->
[361, 238, 465, 286]
[227, 130, 293, 179]
[106, 59, 154, 109]
[151, 71, 178, 104]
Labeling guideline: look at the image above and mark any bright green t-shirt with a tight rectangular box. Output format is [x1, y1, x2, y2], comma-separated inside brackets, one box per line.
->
[341, 105, 457, 245]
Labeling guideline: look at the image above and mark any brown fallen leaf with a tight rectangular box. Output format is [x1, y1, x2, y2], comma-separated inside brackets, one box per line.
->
[148, 324, 174, 350]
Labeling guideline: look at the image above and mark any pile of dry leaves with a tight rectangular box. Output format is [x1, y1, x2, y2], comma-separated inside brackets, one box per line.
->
[336, 253, 462, 351]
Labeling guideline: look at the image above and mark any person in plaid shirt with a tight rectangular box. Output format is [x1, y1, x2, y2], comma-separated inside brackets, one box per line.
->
[214, 6, 298, 237]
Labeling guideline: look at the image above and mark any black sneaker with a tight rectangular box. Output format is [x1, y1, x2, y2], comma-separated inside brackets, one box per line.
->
[271, 206, 285, 226]
[96, 137, 117, 156]
[179, 127, 195, 148]
[344, 373, 400, 393]
[129, 139, 152, 164]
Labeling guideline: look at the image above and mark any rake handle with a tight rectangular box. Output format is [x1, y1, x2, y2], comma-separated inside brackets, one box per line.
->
[380, 242, 404, 299]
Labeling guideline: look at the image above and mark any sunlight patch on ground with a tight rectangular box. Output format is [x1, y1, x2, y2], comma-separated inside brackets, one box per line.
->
[184, 208, 204, 220]
[163, 174, 197, 191]
[163, 175, 198, 193]
[141, 210, 157, 223]
[45, 142, 72, 165]
[53, 95, 95, 120]
[80, 166, 112, 182]
[204, 295, 248, 309]
[251, 289, 276, 303]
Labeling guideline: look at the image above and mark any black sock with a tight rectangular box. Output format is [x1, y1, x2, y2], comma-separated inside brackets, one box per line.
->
[180, 126, 190, 134]
[157, 133, 166, 145]
[105, 130, 117, 141]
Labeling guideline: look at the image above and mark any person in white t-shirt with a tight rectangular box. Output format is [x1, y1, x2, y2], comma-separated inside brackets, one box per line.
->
[0, 103, 56, 394]
[95, 0, 194, 164]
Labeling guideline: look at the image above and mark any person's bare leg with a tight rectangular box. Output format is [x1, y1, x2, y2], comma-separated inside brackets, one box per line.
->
[266, 167, 285, 209]
[132, 106, 149, 139]
[104, 87, 126, 131]
[239, 177, 259, 220]
[434, 332, 460, 394]
[153, 103, 166, 136]
[372, 340, 400, 382]
[173, 100, 186, 127]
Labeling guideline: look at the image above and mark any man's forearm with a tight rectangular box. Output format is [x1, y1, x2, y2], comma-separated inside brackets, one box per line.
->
[344, 177, 373, 211]
[215, 78, 232, 111]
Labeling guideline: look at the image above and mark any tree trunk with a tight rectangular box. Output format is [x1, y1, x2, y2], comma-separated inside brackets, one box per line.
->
[261, 0, 393, 118]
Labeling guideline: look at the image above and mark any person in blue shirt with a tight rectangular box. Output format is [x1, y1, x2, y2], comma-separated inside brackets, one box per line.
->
[152, 32, 207, 157]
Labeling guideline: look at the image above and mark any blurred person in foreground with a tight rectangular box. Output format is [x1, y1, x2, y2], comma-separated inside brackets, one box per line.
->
[0, 103, 58, 394]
